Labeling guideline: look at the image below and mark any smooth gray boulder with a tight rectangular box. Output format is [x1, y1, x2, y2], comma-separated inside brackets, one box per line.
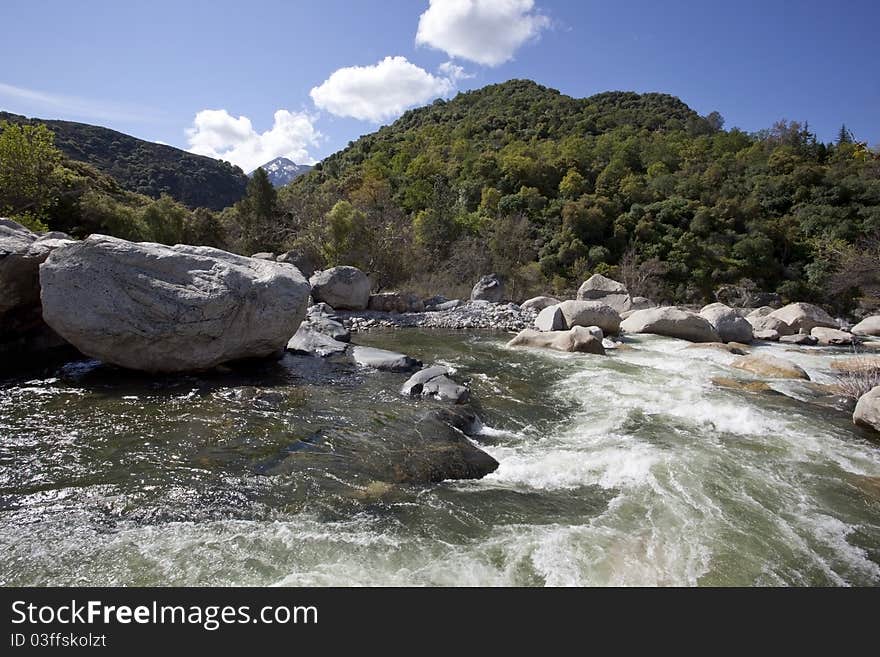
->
[768, 302, 837, 334]
[40, 235, 311, 372]
[507, 326, 606, 354]
[521, 295, 561, 311]
[303, 315, 350, 342]
[700, 302, 754, 343]
[401, 366, 450, 396]
[1, 219, 74, 317]
[286, 326, 348, 357]
[251, 252, 275, 260]
[629, 296, 654, 311]
[309, 266, 371, 310]
[534, 305, 566, 331]
[577, 274, 631, 313]
[422, 376, 470, 404]
[753, 329, 780, 341]
[852, 316, 880, 337]
[557, 300, 621, 334]
[854, 386, 880, 433]
[620, 307, 720, 343]
[577, 273, 627, 299]
[470, 274, 504, 302]
[811, 327, 857, 345]
[351, 346, 421, 372]
[748, 314, 790, 335]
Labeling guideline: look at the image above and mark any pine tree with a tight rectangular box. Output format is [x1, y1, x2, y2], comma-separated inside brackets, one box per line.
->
[837, 124, 853, 145]
[237, 167, 278, 252]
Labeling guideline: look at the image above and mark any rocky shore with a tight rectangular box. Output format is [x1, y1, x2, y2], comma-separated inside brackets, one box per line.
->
[3, 218, 880, 456]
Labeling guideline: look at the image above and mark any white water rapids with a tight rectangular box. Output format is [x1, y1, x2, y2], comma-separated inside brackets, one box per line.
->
[1, 332, 879, 585]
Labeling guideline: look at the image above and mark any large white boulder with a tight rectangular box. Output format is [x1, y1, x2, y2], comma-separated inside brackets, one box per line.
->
[556, 300, 621, 334]
[620, 307, 720, 343]
[577, 273, 627, 299]
[40, 235, 311, 372]
[852, 316, 880, 337]
[309, 266, 371, 310]
[576, 274, 631, 313]
[854, 386, 880, 433]
[811, 327, 856, 346]
[520, 295, 561, 311]
[700, 302, 754, 343]
[507, 326, 606, 354]
[767, 302, 837, 334]
[534, 305, 566, 331]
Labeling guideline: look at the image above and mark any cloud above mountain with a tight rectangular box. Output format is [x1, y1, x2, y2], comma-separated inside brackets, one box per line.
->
[186, 108, 320, 172]
[416, 0, 550, 66]
[310, 56, 454, 123]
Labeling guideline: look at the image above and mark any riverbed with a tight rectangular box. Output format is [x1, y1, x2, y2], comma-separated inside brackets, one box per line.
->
[1, 330, 879, 585]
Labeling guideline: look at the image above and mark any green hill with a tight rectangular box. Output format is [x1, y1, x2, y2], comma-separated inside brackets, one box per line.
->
[276, 79, 878, 312]
[0, 111, 247, 210]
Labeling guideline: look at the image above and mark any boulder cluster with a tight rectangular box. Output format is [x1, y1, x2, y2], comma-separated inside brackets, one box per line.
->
[4, 217, 880, 441]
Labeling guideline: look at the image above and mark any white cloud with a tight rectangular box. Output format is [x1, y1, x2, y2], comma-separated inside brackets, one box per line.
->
[310, 56, 454, 122]
[416, 0, 550, 66]
[186, 109, 321, 172]
[438, 61, 474, 82]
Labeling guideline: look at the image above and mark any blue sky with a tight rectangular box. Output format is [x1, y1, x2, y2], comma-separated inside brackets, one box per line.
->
[2, 0, 878, 172]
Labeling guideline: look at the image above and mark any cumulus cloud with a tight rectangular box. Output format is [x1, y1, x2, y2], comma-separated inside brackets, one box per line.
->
[310, 56, 454, 122]
[416, 0, 550, 66]
[186, 109, 321, 172]
[438, 61, 474, 82]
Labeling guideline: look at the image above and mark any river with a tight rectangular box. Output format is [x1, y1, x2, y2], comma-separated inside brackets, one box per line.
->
[2, 330, 879, 585]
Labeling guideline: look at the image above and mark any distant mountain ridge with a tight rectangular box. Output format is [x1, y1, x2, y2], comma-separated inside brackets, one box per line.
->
[252, 157, 313, 187]
[0, 111, 249, 210]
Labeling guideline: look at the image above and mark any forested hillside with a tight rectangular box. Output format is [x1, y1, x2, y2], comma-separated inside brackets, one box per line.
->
[272, 80, 878, 314]
[0, 111, 248, 210]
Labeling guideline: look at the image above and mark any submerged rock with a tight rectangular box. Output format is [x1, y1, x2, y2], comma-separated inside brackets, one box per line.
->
[351, 346, 421, 372]
[40, 235, 310, 372]
[620, 307, 720, 343]
[686, 342, 749, 356]
[405, 409, 498, 483]
[731, 354, 810, 380]
[507, 326, 606, 354]
[309, 266, 371, 310]
[779, 334, 818, 346]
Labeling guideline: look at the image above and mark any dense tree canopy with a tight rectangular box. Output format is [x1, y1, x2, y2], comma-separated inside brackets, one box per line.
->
[271, 80, 879, 314]
[4, 80, 877, 317]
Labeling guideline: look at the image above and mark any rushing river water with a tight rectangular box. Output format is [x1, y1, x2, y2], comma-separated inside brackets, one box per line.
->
[2, 329, 880, 586]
